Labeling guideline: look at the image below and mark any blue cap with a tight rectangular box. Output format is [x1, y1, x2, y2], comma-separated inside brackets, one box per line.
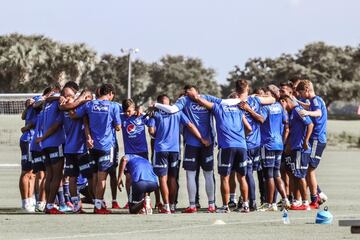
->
[315, 206, 333, 224]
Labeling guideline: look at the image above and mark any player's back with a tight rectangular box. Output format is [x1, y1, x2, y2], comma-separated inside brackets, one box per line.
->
[309, 96, 327, 143]
[61, 111, 87, 154]
[42, 100, 65, 148]
[127, 155, 157, 183]
[260, 102, 285, 151]
[245, 96, 262, 149]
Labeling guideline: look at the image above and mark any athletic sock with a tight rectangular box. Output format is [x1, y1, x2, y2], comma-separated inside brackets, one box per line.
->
[71, 196, 80, 211]
[94, 199, 102, 209]
[35, 193, 40, 202]
[46, 203, 54, 209]
[57, 186, 65, 207]
[317, 185, 322, 194]
[63, 182, 71, 203]
[243, 201, 249, 208]
[203, 170, 215, 206]
[186, 171, 197, 208]
[22, 199, 27, 208]
[163, 204, 170, 211]
[170, 204, 175, 211]
[303, 200, 309, 206]
[230, 193, 237, 203]
[310, 194, 318, 203]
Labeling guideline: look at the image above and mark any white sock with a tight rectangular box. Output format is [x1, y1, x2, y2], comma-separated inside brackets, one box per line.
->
[95, 199, 102, 209]
[203, 170, 215, 205]
[163, 204, 170, 211]
[21, 199, 26, 208]
[186, 171, 197, 208]
[303, 200, 309, 206]
[243, 201, 249, 207]
[230, 193, 237, 203]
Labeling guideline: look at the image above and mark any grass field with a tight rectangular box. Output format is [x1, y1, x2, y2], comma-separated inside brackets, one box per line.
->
[0, 116, 359, 239]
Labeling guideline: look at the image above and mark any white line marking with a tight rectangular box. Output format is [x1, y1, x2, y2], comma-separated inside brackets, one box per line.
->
[0, 164, 20, 168]
[23, 213, 360, 240]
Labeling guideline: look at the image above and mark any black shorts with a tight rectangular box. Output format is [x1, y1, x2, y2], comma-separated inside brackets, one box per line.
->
[43, 145, 65, 166]
[20, 141, 32, 172]
[183, 144, 214, 171]
[31, 151, 45, 173]
[64, 153, 93, 178]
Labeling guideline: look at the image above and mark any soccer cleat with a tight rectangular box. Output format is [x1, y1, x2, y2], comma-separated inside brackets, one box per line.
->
[207, 206, 216, 213]
[112, 201, 121, 209]
[73, 208, 86, 214]
[281, 199, 291, 211]
[239, 205, 250, 213]
[182, 207, 197, 213]
[216, 206, 230, 213]
[228, 200, 237, 208]
[35, 202, 46, 212]
[66, 201, 74, 209]
[159, 208, 171, 214]
[45, 207, 65, 214]
[155, 202, 163, 213]
[94, 207, 112, 214]
[290, 204, 310, 211]
[309, 201, 319, 209]
[59, 204, 73, 213]
[258, 203, 278, 212]
[123, 202, 129, 209]
[318, 192, 328, 205]
[24, 204, 35, 213]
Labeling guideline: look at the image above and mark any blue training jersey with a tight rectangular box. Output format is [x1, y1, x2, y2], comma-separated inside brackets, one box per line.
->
[245, 96, 263, 149]
[20, 96, 42, 143]
[260, 102, 287, 151]
[112, 102, 123, 149]
[149, 110, 190, 152]
[120, 114, 149, 154]
[57, 111, 87, 154]
[30, 110, 43, 152]
[175, 95, 221, 147]
[75, 100, 121, 151]
[309, 96, 327, 143]
[211, 103, 247, 149]
[41, 100, 65, 149]
[289, 106, 313, 152]
[126, 155, 158, 183]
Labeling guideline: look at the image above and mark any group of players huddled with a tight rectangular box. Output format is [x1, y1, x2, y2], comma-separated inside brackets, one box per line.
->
[19, 77, 328, 214]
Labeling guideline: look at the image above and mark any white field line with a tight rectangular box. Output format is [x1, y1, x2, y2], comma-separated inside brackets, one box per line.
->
[23, 214, 360, 240]
[0, 164, 20, 167]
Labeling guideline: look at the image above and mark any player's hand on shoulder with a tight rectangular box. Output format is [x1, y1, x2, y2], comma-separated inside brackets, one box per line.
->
[239, 101, 251, 111]
[298, 109, 308, 117]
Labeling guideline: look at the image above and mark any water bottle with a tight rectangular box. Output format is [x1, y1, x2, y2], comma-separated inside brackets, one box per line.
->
[282, 209, 290, 224]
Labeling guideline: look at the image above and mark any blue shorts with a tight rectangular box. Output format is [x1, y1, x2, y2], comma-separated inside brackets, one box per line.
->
[20, 141, 32, 171]
[309, 140, 326, 169]
[129, 180, 158, 203]
[43, 145, 64, 166]
[260, 147, 282, 170]
[247, 147, 261, 172]
[64, 153, 92, 178]
[290, 150, 310, 179]
[153, 152, 179, 177]
[31, 151, 45, 173]
[217, 147, 247, 176]
[90, 148, 114, 173]
[183, 144, 214, 171]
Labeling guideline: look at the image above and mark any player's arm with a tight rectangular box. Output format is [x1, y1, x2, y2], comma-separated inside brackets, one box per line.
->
[83, 116, 93, 149]
[239, 101, 265, 124]
[59, 92, 91, 111]
[299, 109, 322, 118]
[294, 98, 311, 110]
[36, 122, 61, 143]
[255, 95, 276, 105]
[303, 122, 314, 150]
[21, 122, 35, 133]
[185, 122, 210, 146]
[242, 115, 252, 135]
[189, 94, 214, 110]
[117, 156, 127, 192]
[283, 122, 289, 144]
[154, 103, 180, 114]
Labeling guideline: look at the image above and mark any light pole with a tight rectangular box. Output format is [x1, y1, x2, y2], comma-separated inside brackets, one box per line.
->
[121, 48, 139, 99]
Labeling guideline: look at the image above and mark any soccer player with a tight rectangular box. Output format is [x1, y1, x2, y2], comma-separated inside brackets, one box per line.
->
[296, 80, 328, 208]
[186, 90, 252, 213]
[19, 96, 39, 212]
[72, 83, 121, 214]
[36, 84, 67, 214]
[148, 94, 209, 214]
[117, 154, 158, 214]
[57, 86, 93, 213]
[258, 85, 291, 212]
[280, 95, 314, 210]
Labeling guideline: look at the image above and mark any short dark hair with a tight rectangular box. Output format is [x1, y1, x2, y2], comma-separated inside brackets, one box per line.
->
[279, 94, 292, 101]
[63, 81, 79, 92]
[122, 99, 135, 111]
[99, 83, 115, 96]
[235, 79, 249, 94]
[157, 94, 170, 104]
[51, 82, 62, 92]
[184, 85, 198, 92]
[280, 82, 293, 88]
[42, 87, 52, 96]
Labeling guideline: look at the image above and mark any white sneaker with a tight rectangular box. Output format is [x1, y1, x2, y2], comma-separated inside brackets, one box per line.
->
[35, 202, 46, 212]
[24, 204, 35, 213]
[216, 206, 230, 213]
[259, 203, 278, 212]
[281, 199, 291, 210]
[319, 192, 328, 204]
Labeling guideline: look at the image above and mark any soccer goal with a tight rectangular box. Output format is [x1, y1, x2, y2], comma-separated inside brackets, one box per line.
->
[0, 93, 40, 147]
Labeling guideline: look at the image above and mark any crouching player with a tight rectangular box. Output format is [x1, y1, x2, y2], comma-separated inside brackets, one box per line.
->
[117, 155, 158, 214]
[280, 95, 314, 210]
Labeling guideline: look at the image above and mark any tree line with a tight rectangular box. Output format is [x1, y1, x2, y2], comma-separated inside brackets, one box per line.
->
[1, 33, 359, 106]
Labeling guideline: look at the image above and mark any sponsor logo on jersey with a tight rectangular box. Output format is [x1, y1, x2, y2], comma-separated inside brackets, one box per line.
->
[190, 103, 208, 113]
[92, 104, 109, 112]
[223, 105, 240, 112]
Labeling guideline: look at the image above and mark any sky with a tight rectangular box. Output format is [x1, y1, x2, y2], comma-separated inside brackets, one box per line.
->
[1, 0, 359, 84]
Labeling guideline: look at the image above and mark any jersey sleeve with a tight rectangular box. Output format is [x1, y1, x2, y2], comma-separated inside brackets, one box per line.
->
[260, 106, 269, 121]
[211, 103, 221, 115]
[311, 97, 321, 111]
[112, 103, 122, 126]
[295, 107, 312, 125]
[204, 95, 223, 104]
[180, 111, 191, 125]
[174, 96, 188, 111]
[75, 102, 89, 118]
[147, 117, 156, 128]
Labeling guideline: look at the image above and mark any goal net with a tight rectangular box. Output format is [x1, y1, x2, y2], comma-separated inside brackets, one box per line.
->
[0, 93, 41, 147]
